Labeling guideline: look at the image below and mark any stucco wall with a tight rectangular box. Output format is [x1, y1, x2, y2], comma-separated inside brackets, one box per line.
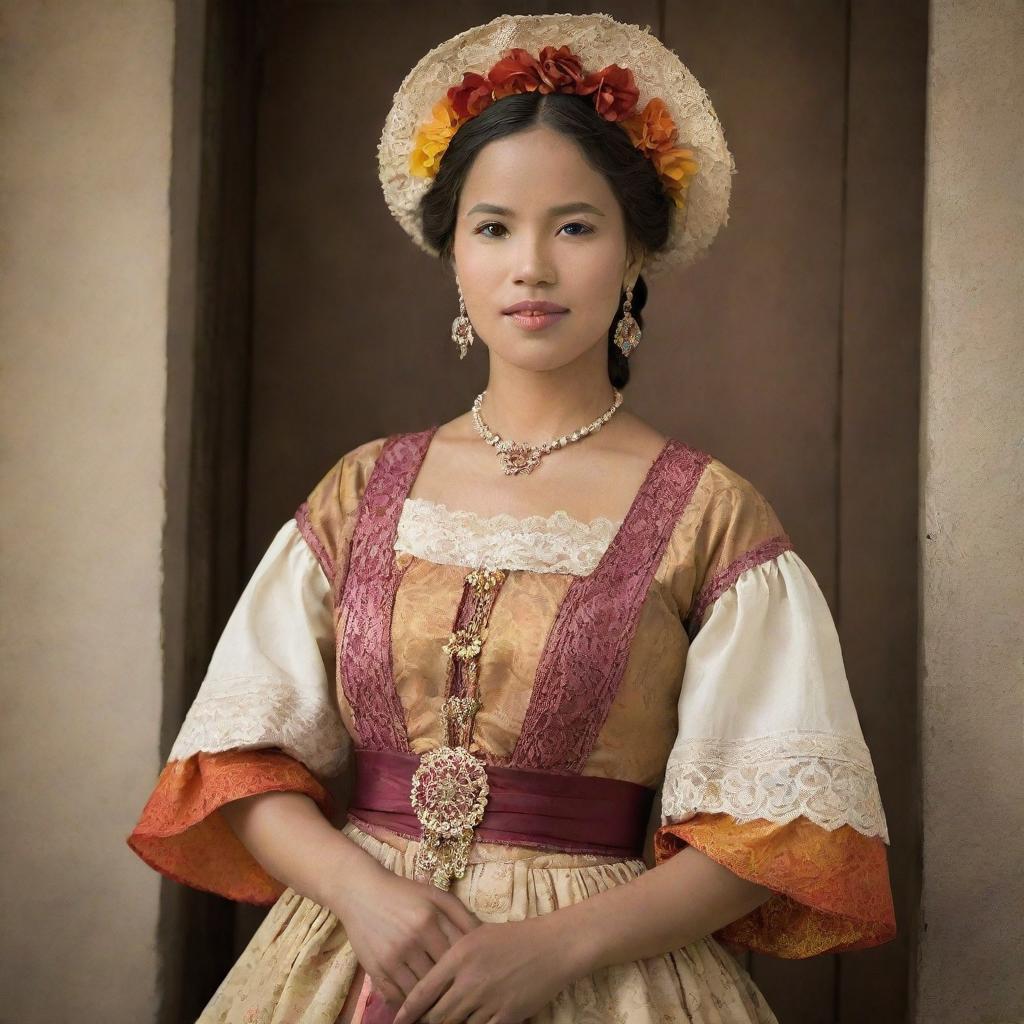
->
[918, 2, 1024, 1021]
[0, 1, 175, 1020]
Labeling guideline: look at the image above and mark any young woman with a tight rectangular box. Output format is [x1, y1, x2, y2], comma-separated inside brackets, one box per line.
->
[128, 13, 896, 1023]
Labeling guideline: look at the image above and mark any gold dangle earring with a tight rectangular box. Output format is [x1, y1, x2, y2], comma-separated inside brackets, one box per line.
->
[613, 281, 642, 356]
[452, 277, 474, 360]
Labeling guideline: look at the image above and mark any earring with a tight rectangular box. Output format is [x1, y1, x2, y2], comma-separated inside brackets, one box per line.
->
[452, 279, 474, 360]
[613, 282, 642, 356]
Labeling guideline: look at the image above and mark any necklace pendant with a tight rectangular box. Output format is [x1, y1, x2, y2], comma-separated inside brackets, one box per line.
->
[496, 440, 541, 475]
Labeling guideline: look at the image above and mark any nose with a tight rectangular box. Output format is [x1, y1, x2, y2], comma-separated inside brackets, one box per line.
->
[512, 232, 557, 287]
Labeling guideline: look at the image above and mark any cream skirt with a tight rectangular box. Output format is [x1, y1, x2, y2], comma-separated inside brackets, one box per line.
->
[198, 819, 778, 1024]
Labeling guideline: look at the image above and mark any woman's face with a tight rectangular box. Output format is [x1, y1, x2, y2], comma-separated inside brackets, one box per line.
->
[451, 124, 642, 373]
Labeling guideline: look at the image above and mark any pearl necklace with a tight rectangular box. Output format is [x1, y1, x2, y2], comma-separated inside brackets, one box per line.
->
[471, 388, 624, 475]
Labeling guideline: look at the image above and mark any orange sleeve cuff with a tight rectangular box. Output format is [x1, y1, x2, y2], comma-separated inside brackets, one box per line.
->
[654, 812, 897, 958]
[126, 748, 333, 905]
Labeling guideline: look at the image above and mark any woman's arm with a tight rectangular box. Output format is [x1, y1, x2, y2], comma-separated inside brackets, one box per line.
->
[219, 791, 383, 911]
[552, 842, 773, 976]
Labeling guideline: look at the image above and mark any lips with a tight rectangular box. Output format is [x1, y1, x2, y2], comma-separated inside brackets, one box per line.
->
[505, 309, 569, 332]
[502, 300, 569, 314]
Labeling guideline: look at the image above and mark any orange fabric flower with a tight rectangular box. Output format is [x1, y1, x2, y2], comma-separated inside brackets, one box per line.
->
[652, 145, 700, 209]
[621, 96, 679, 154]
[577, 63, 640, 121]
[409, 95, 462, 178]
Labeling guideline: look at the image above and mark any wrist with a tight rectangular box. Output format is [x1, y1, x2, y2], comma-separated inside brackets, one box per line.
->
[308, 833, 388, 916]
[532, 904, 602, 981]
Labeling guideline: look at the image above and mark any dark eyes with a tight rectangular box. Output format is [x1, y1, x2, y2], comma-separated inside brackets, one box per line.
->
[474, 221, 594, 239]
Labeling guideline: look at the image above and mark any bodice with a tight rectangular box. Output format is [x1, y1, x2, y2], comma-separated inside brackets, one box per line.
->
[327, 428, 708, 789]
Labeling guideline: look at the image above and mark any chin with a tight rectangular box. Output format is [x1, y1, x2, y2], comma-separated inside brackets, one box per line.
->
[499, 349, 591, 374]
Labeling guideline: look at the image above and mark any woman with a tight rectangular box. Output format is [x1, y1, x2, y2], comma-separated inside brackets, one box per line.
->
[128, 13, 896, 1023]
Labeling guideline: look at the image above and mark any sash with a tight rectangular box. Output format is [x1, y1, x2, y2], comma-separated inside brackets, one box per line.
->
[347, 748, 655, 859]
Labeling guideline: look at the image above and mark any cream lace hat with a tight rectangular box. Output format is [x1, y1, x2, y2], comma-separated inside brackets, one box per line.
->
[377, 11, 735, 276]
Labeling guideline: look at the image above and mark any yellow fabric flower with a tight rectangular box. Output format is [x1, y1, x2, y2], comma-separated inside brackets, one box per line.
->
[410, 96, 463, 178]
[653, 146, 700, 209]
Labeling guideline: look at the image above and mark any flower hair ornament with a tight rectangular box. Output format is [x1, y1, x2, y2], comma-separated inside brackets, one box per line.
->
[378, 12, 735, 276]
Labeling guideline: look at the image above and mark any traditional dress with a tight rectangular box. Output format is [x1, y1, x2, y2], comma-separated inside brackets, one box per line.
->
[128, 428, 896, 1024]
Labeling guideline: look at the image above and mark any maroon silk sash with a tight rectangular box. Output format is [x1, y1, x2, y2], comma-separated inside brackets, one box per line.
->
[347, 748, 655, 859]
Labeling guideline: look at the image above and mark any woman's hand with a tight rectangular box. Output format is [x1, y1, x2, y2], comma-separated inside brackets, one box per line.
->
[329, 863, 484, 1008]
[391, 916, 580, 1024]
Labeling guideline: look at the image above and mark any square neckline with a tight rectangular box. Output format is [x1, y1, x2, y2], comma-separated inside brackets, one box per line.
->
[396, 496, 623, 577]
[402, 426, 675, 579]
[401, 495, 624, 531]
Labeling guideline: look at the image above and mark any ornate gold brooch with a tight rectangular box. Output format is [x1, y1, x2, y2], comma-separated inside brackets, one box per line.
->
[410, 745, 489, 889]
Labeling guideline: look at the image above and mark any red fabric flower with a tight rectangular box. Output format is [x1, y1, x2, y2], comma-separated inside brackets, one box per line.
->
[488, 48, 549, 98]
[578, 63, 640, 121]
[536, 45, 586, 92]
[447, 71, 495, 119]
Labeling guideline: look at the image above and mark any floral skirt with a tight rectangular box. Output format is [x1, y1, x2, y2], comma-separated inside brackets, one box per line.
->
[198, 819, 778, 1024]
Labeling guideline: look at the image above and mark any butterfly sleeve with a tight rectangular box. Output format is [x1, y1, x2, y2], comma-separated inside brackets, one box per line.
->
[656, 476, 897, 957]
[126, 450, 369, 904]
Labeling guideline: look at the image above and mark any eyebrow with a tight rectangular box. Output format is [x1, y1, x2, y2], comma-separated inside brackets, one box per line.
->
[464, 201, 606, 218]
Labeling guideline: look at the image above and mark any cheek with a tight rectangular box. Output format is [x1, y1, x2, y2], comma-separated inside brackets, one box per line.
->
[573, 249, 626, 318]
[565, 235, 626, 292]
[452, 239, 503, 296]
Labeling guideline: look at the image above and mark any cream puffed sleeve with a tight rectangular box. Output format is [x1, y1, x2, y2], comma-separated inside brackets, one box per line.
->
[663, 547, 888, 839]
[167, 518, 350, 778]
[655, 471, 896, 958]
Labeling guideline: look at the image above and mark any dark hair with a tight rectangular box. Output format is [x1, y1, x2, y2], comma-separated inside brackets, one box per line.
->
[418, 92, 673, 389]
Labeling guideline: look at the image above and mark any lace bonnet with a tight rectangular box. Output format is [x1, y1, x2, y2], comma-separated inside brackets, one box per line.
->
[377, 12, 735, 276]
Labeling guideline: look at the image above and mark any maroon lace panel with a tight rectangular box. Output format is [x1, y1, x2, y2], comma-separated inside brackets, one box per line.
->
[339, 428, 438, 751]
[294, 501, 335, 580]
[510, 440, 712, 773]
[685, 533, 794, 638]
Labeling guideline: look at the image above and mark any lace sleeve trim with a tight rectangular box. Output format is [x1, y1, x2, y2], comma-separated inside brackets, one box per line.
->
[660, 730, 890, 843]
[167, 675, 351, 778]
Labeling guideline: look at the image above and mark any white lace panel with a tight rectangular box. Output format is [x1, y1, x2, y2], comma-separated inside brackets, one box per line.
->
[661, 731, 889, 841]
[661, 549, 890, 842]
[395, 497, 621, 575]
[168, 519, 351, 779]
